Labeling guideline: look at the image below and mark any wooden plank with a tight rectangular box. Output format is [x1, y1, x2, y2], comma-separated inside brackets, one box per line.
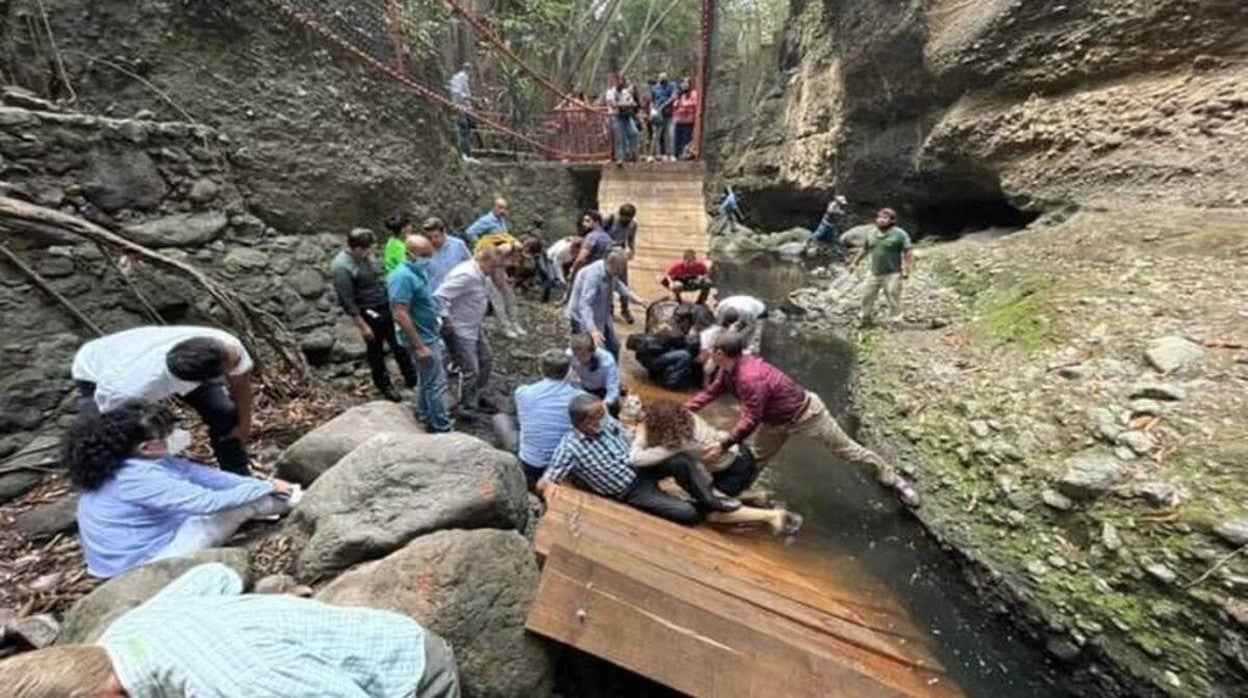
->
[528, 544, 962, 698]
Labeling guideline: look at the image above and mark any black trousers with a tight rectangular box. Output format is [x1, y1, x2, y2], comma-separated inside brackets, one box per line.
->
[76, 380, 251, 476]
[622, 453, 719, 526]
[712, 449, 759, 498]
[520, 461, 546, 492]
[361, 305, 417, 392]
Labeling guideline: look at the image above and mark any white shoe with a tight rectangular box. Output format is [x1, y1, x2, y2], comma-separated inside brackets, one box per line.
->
[502, 326, 520, 339]
[511, 323, 528, 337]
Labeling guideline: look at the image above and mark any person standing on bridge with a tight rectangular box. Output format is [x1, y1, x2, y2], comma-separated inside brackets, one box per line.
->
[688, 332, 922, 508]
[649, 71, 679, 161]
[449, 62, 476, 163]
[565, 249, 646, 359]
[604, 74, 638, 165]
[464, 197, 510, 247]
[850, 207, 913, 327]
[672, 77, 700, 160]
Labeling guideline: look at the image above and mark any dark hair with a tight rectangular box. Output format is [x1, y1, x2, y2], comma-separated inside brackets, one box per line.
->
[718, 307, 741, 328]
[619, 203, 636, 218]
[581, 210, 603, 227]
[64, 405, 173, 490]
[384, 212, 411, 236]
[539, 349, 570, 380]
[346, 228, 376, 250]
[713, 330, 747, 358]
[568, 393, 602, 426]
[166, 337, 229, 381]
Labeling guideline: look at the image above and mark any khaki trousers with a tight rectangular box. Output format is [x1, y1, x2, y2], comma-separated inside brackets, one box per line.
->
[751, 392, 898, 486]
[861, 272, 903, 322]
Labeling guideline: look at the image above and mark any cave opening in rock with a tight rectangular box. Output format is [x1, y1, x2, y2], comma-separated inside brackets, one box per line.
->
[568, 165, 601, 213]
[912, 195, 1040, 239]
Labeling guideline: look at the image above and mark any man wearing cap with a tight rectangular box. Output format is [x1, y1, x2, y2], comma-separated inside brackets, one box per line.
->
[330, 228, 417, 402]
[421, 216, 473, 292]
[851, 207, 913, 326]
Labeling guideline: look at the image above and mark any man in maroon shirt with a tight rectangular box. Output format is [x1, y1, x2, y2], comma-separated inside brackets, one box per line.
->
[686, 332, 921, 507]
[660, 249, 713, 304]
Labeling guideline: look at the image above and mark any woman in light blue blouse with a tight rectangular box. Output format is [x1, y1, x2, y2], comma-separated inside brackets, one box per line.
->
[67, 404, 296, 578]
[567, 332, 621, 416]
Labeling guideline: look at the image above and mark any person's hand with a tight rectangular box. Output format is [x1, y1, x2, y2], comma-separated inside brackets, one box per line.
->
[701, 443, 725, 464]
[902, 268, 911, 280]
[415, 344, 433, 360]
[270, 478, 294, 496]
[358, 323, 375, 343]
[228, 421, 252, 443]
[591, 330, 605, 345]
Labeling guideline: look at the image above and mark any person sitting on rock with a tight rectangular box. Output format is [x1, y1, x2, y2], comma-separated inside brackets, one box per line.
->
[536, 394, 742, 526]
[331, 227, 418, 403]
[515, 350, 586, 489]
[71, 325, 257, 476]
[0, 563, 461, 697]
[68, 405, 296, 579]
[567, 333, 621, 417]
[660, 248, 713, 304]
[631, 400, 803, 538]
[688, 332, 922, 508]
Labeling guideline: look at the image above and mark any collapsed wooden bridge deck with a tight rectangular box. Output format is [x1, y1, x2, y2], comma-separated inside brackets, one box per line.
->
[527, 487, 964, 698]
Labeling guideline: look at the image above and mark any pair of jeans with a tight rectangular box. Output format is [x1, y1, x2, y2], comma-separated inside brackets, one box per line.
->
[362, 305, 417, 392]
[711, 449, 759, 497]
[536, 255, 561, 303]
[410, 340, 452, 432]
[649, 115, 672, 156]
[611, 114, 636, 162]
[569, 318, 619, 360]
[416, 631, 462, 698]
[445, 332, 492, 411]
[623, 453, 721, 526]
[811, 219, 841, 246]
[455, 114, 474, 156]
[674, 122, 694, 159]
[76, 380, 251, 476]
[648, 348, 697, 390]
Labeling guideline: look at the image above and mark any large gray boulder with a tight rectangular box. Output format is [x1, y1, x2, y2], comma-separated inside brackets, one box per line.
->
[1056, 450, 1124, 501]
[120, 211, 228, 248]
[12, 495, 79, 539]
[318, 529, 553, 698]
[58, 548, 250, 645]
[275, 401, 425, 485]
[289, 432, 528, 580]
[83, 147, 167, 211]
[0, 435, 60, 504]
[1144, 335, 1205, 375]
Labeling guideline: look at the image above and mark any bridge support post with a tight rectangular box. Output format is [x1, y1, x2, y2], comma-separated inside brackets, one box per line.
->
[692, 0, 714, 160]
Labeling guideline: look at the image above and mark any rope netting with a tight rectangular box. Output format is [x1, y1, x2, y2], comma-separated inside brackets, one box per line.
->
[268, 0, 611, 161]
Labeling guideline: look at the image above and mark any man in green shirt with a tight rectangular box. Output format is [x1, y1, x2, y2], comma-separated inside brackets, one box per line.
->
[383, 212, 413, 275]
[850, 207, 913, 326]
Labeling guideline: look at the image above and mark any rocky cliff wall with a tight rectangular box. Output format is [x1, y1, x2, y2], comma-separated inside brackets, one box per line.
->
[717, 0, 1247, 232]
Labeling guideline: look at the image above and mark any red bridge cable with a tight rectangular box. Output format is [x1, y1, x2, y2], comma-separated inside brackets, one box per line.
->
[273, 2, 605, 161]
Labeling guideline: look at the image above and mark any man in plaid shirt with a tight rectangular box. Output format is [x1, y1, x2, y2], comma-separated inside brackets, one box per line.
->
[537, 394, 740, 524]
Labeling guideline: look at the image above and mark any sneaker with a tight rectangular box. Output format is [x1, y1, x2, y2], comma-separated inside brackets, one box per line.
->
[502, 326, 520, 339]
[893, 479, 922, 508]
[382, 386, 403, 403]
[511, 323, 528, 337]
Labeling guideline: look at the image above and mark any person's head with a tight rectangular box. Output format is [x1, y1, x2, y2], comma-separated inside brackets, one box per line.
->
[680, 77, 691, 91]
[658, 71, 669, 85]
[0, 644, 122, 698]
[646, 78, 656, 87]
[569, 332, 597, 365]
[346, 227, 377, 257]
[405, 234, 433, 262]
[682, 248, 697, 264]
[475, 244, 506, 274]
[618, 203, 636, 224]
[580, 209, 603, 232]
[605, 248, 629, 278]
[568, 393, 607, 437]
[167, 337, 234, 381]
[875, 207, 898, 230]
[492, 197, 509, 219]
[64, 404, 177, 491]
[711, 330, 747, 371]
[672, 304, 696, 333]
[538, 349, 571, 381]
[522, 237, 543, 256]
[421, 216, 447, 249]
[643, 400, 694, 448]
[717, 306, 741, 328]
[384, 211, 412, 239]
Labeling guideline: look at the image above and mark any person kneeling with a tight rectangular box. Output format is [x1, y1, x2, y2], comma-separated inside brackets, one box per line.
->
[631, 400, 802, 538]
[68, 405, 297, 579]
[0, 563, 460, 698]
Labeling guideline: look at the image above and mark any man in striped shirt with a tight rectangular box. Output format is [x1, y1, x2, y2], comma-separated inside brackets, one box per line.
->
[536, 394, 739, 525]
[0, 563, 461, 697]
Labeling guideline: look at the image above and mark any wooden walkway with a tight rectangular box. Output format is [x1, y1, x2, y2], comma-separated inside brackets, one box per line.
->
[525, 163, 964, 698]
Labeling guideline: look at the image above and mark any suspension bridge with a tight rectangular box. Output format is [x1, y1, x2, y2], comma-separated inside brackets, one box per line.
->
[264, 2, 963, 696]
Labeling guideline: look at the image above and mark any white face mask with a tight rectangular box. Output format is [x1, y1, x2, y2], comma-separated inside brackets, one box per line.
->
[165, 429, 192, 456]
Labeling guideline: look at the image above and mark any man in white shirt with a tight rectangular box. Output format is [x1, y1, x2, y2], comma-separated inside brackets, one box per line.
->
[448, 62, 475, 161]
[435, 246, 504, 417]
[71, 326, 255, 475]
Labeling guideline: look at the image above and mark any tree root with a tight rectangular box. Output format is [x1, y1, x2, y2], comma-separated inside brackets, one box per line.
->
[0, 197, 313, 393]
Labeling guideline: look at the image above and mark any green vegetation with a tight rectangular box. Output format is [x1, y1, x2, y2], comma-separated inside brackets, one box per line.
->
[973, 275, 1056, 351]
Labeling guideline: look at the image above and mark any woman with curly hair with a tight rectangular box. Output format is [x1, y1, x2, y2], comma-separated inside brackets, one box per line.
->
[630, 400, 802, 538]
[67, 404, 297, 578]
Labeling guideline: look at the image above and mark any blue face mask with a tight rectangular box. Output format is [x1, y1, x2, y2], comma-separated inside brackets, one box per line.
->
[406, 256, 430, 271]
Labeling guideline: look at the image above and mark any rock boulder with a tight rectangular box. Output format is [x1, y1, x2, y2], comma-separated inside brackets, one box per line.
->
[1056, 450, 1123, 500]
[318, 529, 553, 698]
[59, 548, 250, 645]
[275, 401, 425, 485]
[12, 495, 79, 539]
[121, 211, 228, 248]
[289, 432, 528, 580]
[1144, 335, 1205, 375]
